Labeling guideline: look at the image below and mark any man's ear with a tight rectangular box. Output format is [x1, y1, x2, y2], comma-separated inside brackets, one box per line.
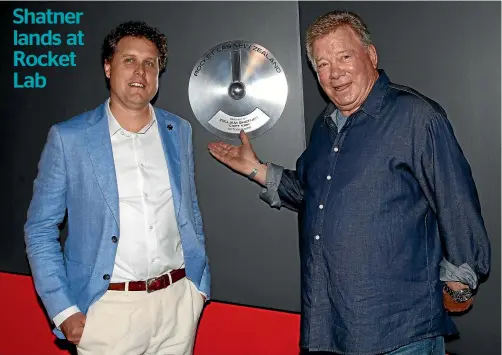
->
[104, 60, 111, 79]
[368, 44, 378, 69]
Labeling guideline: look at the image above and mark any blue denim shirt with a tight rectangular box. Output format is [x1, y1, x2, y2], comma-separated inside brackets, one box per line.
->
[260, 70, 490, 354]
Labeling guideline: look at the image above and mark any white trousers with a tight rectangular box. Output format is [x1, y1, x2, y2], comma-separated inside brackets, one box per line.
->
[77, 277, 204, 355]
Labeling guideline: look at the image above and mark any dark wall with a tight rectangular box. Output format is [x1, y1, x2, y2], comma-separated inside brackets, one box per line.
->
[0, 1, 306, 312]
[299, 2, 501, 354]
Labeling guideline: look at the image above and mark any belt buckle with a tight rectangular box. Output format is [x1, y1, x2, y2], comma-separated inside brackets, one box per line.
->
[146, 277, 156, 293]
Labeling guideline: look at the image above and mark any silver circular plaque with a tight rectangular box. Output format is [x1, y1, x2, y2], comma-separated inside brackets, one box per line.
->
[188, 40, 288, 140]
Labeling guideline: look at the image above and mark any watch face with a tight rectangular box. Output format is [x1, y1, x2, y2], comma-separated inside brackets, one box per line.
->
[457, 289, 473, 302]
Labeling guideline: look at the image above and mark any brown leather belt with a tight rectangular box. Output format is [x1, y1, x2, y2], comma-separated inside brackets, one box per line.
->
[108, 268, 186, 293]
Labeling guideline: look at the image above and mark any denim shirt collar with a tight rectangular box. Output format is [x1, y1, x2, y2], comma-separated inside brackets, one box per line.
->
[323, 69, 390, 122]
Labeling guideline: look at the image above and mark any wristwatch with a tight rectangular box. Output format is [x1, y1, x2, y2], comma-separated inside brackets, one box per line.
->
[247, 159, 266, 180]
[247, 168, 259, 180]
[443, 283, 474, 303]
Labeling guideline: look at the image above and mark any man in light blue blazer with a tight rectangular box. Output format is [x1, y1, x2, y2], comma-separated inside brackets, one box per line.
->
[24, 21, 210, 355]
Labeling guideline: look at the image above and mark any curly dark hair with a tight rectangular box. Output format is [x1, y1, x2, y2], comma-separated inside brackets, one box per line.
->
[102, 21, 168, 73]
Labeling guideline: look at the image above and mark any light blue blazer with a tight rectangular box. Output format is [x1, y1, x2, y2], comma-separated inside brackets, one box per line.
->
[24, 101, 210, 339]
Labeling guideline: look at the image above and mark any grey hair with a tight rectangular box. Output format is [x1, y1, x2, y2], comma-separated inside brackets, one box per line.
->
[305, 10, 372, 68]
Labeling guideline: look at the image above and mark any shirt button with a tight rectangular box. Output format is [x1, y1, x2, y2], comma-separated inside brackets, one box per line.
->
[103, 274, 110, 280]
[315, 235, 320, 240]
[150, 225, 154, 230]
[151, 258, 157, 263]
[144, 192, 148, 197]
[327, 175, 331, 180]
[140, 163, 144, 168]
[334, 147, 339, 152]
[319, 204, 324, 209]
[111, 236, 118, 243]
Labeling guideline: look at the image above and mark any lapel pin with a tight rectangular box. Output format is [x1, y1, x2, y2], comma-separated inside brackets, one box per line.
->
[167, 124, 173, 130]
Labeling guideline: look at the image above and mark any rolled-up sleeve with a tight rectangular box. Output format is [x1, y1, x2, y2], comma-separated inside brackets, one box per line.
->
[259, 163, 284, 208]
[259, 163, 305, 212]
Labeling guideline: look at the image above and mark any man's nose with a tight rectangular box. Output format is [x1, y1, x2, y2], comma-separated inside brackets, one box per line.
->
[134, 63, 146, 76]
[329, 63, 344, 80]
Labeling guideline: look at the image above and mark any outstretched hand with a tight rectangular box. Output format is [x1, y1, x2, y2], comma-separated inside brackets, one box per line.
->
[208, 130, 266, 185]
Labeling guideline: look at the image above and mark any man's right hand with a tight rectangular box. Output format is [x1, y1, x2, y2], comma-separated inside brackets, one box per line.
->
[207, 130, 267, 185]
[60, 312, 86, 345]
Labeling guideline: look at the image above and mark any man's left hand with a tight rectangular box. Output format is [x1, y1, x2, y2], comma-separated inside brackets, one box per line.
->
[443, 281, 474, 313]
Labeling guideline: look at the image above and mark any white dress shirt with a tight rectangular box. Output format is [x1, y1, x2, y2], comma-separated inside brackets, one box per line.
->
[53, 99, 185, 327]
[108, 101, 185, 282]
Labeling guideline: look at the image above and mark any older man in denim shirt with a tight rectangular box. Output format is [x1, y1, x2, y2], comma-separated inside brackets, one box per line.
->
[208, 10, 490, 355]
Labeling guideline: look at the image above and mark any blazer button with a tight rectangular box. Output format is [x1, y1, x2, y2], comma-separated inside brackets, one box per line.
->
[111, 236, 118, 243]
[103, 274, 110, 280]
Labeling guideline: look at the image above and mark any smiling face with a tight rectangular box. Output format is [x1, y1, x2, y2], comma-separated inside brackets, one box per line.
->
[313, 25, 379, 116]
[104, 36, 160, 110]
